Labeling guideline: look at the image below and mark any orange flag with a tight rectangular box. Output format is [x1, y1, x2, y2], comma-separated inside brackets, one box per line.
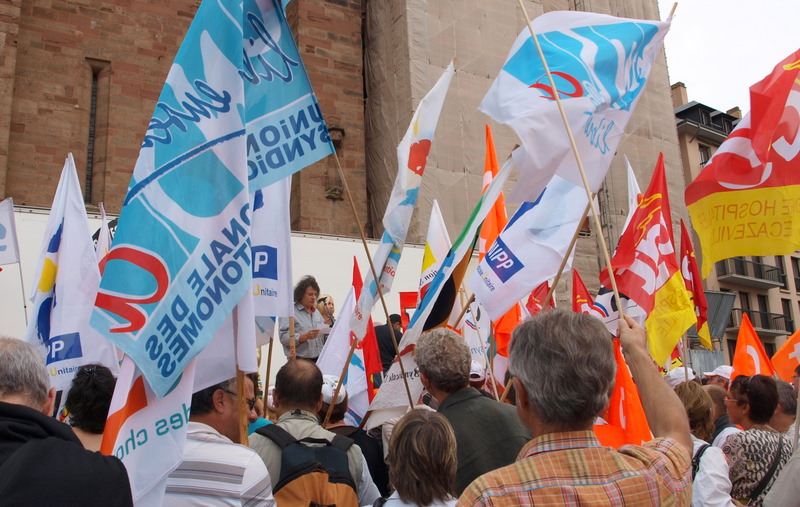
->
[478, 125, 521, 357]
[602, 338, 652, 446]
[771, 330, 800, 382]
[731, 313, 776, 379]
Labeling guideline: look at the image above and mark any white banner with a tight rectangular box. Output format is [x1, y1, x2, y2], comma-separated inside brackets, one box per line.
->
[0, 197, 20, 266]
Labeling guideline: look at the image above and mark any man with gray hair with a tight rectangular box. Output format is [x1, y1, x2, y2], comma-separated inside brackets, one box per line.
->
[769, 380, 796, 436]
[459, 310, 692, 505]
[416, 327, 531, 495]
[0, 337, 133, 505]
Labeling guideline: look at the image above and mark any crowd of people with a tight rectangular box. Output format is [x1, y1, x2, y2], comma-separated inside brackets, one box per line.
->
[2, 274, 799, 506]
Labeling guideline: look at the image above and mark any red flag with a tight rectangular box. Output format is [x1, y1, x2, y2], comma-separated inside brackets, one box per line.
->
[731, 313, 776, 379]
[478, 125, 505, 261]
[686, 49, 800, 277]
[679, 220, 712, 350]
[601, 154, 695, 366]
[571, 270, 593, 314]
[352, 258, 381, 401]
[771, 330, 800, 382]
[525, 281, 555, 316]
[602, 338, 652, 446]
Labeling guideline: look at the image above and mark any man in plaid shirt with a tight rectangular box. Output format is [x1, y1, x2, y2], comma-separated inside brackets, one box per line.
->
[458, 310, 692, 506]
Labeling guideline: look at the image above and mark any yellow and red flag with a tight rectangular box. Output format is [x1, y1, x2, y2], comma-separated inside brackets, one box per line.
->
[731, 313, 776, 379]
[601, 154, 696, 366]
[526, 280, 555, 316]
[680, 220, 713, 350]
[685, 49, 800, 277]
[771, 330, 800, 382]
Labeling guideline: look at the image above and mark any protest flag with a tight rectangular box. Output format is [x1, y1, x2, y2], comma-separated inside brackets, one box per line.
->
[251, 177, 294, 320]
[680, 220, 712, 351]
[24, 154, 120, 404]
[95, 202, 111, 262]
[771, 330, 800, 382]
[601, 154, 696, 366]
[686, 49, 800, 277]
[317, 257, 379, 425]
[731, 313, 777, 379]
[91, 0, 333, 396]
[480, 11, 669, 203]
[603, 338, 652, 446]
[351, 62, 455, 344]
[471, 172, 587, 321]
[366, 156, 513, 429]
[526, 281, 555, 316]
[419, 200, 451, 303]
[101, 357, 197, 504]
[0, 197, 20, 266]
[571, 270, 593, 314]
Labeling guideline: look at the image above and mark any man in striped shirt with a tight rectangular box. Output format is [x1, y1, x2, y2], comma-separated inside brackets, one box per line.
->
[458, 310, 693, 506]
[164, 376, 275, 506]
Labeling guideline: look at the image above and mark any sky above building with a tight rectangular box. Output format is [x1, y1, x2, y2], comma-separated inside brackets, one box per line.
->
[658, 0, 798, 115]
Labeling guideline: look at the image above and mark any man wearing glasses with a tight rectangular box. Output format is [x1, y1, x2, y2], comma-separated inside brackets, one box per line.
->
[165, 377, 275, 505]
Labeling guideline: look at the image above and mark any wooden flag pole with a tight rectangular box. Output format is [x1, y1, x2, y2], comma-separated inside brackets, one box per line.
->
[464, 296, 501, 401]
[497, 201, 593, 403]
[332, 152, 414, 409]
[264, 337, 274, 391]
[17, 263, 28, 325]
[682, 334, 690, 383]
[540, 200, 593, 309]
[289, 317, 297, 360]
[513, 0, 625, 316]
[236, 368, 249, 446]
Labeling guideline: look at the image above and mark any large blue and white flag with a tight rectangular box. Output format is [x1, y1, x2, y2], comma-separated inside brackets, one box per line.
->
[25, 154, 119, 396]
[480, 11, 669, 203]
[0, 197, 20, 266]
[92, 0, 333, 396]
[350, 62, 454, 343]
[469, 171, 588, 320]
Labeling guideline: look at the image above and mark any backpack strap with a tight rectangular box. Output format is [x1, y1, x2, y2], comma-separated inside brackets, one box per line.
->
[256, 424, 298, 450]
[691, 444, 711, 480]
[330, 434, 355, 453]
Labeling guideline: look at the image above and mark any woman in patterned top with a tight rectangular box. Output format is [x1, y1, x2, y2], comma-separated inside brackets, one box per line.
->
[722, 374, 793, 506]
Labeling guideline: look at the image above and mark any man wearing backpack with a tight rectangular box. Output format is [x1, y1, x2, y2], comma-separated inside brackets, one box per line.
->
[250, 359, 381, 506]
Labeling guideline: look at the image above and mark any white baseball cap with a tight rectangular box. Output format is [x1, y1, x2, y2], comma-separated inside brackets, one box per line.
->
[665, 367, 696, 389]
[321, 374, 347, 405]
[702, 365, 733, 380]
[470, 361, 486, 382]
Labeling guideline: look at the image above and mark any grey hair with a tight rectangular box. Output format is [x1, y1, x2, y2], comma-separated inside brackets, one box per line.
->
[415, 328, 470, 394]
[776, 380, 797, 415]
[0, 337, 51, 407]
[509, 309, 616, 429]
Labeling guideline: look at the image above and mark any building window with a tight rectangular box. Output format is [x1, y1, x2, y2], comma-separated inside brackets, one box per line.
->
[84, 58, 111, 205]
[782, 298, 794, 333]
[699, 109, 711, 125]
[792, 257, 800, 293]
[776, 256, 788, 289]
[699, 144, 711, 166]
[727, 339, 737, 363]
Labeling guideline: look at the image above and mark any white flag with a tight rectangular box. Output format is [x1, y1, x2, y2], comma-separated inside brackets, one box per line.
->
[480, 11, 669, 203]
[101, 357, 197, 504]
[351, 62, 455, 344]
[470, 173, 587, 321]
[251, 177, 294, 319]
[0, 197, 20, 266]
[24, 154, 119, 397]
[621, 155, 642, 234]
[96, 202, 111, 262]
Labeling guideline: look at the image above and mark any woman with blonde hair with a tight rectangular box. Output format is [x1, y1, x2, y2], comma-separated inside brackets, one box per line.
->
[316, 294, 335, 327]
[380, 409, 457, 506]
[674, 381, 734, 506]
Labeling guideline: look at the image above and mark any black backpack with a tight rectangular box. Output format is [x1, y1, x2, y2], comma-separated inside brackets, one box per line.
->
[256, 424, 358, 507]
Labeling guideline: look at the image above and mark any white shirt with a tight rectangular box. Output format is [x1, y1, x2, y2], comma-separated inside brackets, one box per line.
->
[691, 434, 735, 507]
[165, 422, 275, 506]
[712, 425, 741, 448]
[381, 490, 457, 506]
